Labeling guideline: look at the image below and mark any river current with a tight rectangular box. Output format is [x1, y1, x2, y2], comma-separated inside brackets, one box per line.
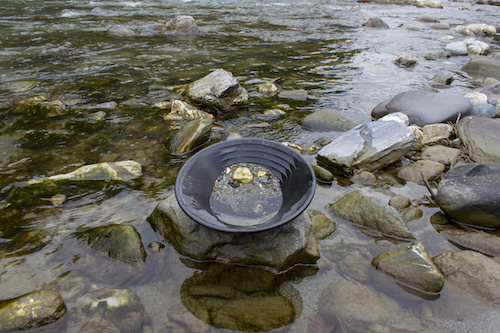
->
[1, 0, 499, 332]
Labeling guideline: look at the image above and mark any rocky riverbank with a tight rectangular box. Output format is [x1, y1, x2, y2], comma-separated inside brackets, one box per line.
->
[1, 0, 500, 332]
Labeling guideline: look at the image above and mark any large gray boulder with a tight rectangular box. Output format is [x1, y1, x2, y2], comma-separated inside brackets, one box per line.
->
[462, 55, 500, 80]
[433, 250, 500, 305]
[0, 290, 67, 331]
[329, 190, 415, 240]
[435, 163, 500, 228]
[148, 195, 319, 272]
[372, 241, 445, 294]
[372, 90, 473, 126]
[317, 113, 414, 175]
[185, 69, 249, 111]
[457, 116, 500, 163]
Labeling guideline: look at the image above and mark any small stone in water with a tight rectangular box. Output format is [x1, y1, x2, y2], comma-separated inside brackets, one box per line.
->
[233, 167, 253, 183]
[50, 193, 66, 207]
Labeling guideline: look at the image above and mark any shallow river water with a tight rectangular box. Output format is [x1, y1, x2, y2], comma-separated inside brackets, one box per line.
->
[1, 0, 500, 332]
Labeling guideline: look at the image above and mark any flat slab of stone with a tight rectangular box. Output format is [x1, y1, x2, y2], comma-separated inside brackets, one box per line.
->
[317, 113, 414, 175]
[372, 90, 473, 126]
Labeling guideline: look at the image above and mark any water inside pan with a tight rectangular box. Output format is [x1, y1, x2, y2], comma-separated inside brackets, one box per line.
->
[209, 163, 283, 227]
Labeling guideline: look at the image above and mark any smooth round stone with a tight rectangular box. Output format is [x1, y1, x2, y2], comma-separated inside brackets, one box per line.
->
[388, 195, 411, 211]
[372, 90, 473, 126]
[436, 163, 500, 228]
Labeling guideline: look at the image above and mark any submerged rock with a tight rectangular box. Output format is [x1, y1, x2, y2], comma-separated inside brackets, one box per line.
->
[167, 118, 212, 155]
[185, 69, 248, 111]
[457, 116, 500, 163]
[79, 288, 150, 333]
[212, 296, 295, 331]
[12, 95, 67, 117]
[74, 224, 147, 265]
[319, 278, 404, 333]
[148, 195, 319, 272]
[317, 113, 414, 175]
[27, 160, 142, 184]
[372, 90, 473, 126]
[307, 209, 336, 239]
[0, 289, 67, 331]
[433, 250, 500, 305]
[277, 89, 309, 101]
[372, 241, 445, 294]
[164, 100, 214, 121]
[301, 109, 361, 132]
[435, 163, 500, 228]
[435, 227, 500, 256]
[329, 190, 415, 240]
[159, 15, 200, 35]
[107, 24, 136, 37]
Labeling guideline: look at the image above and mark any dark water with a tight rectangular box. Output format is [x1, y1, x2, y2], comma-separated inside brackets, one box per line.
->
[0, 0, 499, 332]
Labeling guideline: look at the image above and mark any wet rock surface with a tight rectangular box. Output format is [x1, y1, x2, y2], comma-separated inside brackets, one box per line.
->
[433, 250, 500, 305]
[0, 289, 67, 331]
[1, 1, 500, 332]
[27, 160, 143, 184]
[185, 68, 249, 111]
[74, 224, 147, 265]
[319, 278, 404, 333]
[329, 190, 415, 240]
[435, 163, 500, 228]
[372, 241, 445, 294]
[301, 109, 361, 132]
[148, 195, 319, 272]
[167, 118, 212, 154]
[372, 90, 474, 126]
[317, 113, 415, 175]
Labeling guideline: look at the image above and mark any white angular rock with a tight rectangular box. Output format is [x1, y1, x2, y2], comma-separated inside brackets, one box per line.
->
[317, 113, 414, 175]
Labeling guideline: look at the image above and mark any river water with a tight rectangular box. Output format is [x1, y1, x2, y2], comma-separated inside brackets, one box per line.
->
[0, 0, 499, 332]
